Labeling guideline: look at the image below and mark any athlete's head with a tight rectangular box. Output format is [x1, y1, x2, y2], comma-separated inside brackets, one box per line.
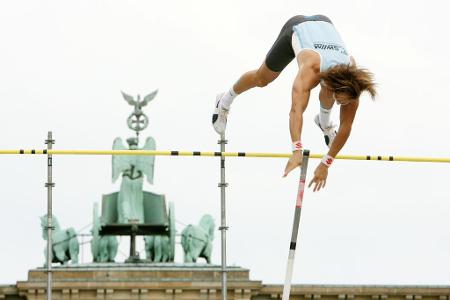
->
[320, 64, 376, 104]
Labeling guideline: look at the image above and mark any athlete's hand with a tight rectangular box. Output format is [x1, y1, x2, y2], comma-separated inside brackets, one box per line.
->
[308, 163, 328, 192]
[283, 150, 303, 177]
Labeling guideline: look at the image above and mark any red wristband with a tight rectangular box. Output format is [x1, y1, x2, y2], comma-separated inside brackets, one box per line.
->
[321, 154, 334, 167]
[292, 140, 302, 151]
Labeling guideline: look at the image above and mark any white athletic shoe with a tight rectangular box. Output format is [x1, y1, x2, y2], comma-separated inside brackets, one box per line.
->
[314, 114, 337, 148]
[212, 94, 229, 135]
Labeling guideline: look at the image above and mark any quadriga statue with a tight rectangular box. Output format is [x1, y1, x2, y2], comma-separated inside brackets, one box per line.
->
[181, 215, 215, 263]
[40, 215, 79, 266]
[91, 203, 118, 262]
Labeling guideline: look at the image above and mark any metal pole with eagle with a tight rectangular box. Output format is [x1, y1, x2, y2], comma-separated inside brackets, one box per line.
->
[282, 149, 310, 300]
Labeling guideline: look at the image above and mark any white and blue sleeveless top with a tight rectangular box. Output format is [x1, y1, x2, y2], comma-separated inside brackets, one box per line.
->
[292, 20, 350, 72]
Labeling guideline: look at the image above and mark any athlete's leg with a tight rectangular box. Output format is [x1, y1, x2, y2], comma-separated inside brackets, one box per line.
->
[318, 86, 334, 127]
[314, 82, 337, 147]
[234, 63, 281, 93]
[219, 16, 301, 110]
[212, 63, 280, 135]
[219, 63, 280, 110]
[212, 16, 301, 134]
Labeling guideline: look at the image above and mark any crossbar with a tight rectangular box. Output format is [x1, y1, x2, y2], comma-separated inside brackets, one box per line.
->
[1, 149, 450, 163]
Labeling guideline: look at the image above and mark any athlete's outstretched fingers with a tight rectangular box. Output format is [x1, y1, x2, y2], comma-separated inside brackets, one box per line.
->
[308, 177, 317, 191]
[308, 176, 325, 192]
[309, 163, 329, 192]
[318, 181, 324, 192]
[315, 181, 322, 192]
[320, 180, 326, 191]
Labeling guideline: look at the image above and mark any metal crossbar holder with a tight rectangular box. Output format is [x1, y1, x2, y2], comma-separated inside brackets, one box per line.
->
[45, 139, 55, 145]
[218, 183, 228, 188]
[45, 183, 55, 188]
[218, 226, 229, 230]
[217, 139, 228, 145]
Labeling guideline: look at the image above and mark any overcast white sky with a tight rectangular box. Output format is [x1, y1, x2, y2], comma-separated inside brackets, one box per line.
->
[1, 0, 450, 286]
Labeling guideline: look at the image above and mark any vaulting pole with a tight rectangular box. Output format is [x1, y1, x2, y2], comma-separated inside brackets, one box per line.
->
[282, 149, 310, 300]
[218, 134, 228, 300]
[45, 132, 55, 300]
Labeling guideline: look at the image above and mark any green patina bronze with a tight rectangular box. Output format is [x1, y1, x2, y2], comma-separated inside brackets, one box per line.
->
[91, 203, 118, 262]
[144, 236, 171, 262]
[121, 90, 157, 133]
[181, 215, 215, 263]
[112, 136, 156, 223]
[40, 215, 79, 266]
[144, 202, 176, 262]
[98, 90, 176, 262]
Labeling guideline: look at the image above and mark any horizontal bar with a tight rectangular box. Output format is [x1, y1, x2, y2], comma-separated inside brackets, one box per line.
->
[0, 149, 450, 163]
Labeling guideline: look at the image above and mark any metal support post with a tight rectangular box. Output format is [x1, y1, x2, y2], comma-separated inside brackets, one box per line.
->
[218, 134, 228, 300]
[126, 224, 140, 263]
[45, 131, 55, 300]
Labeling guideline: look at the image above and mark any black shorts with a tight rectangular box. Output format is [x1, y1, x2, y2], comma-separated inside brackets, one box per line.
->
[265, 15, 332, 72]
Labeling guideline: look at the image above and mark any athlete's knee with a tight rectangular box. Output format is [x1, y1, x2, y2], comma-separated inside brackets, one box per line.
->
[255, 73, 275, 87]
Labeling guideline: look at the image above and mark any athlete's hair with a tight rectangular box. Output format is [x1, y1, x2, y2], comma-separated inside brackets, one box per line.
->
[319, 64, 377, 100]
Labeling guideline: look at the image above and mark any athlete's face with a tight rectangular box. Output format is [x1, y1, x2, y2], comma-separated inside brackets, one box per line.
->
[333, 92, 353, 106]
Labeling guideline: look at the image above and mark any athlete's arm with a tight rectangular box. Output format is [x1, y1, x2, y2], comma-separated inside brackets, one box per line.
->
[308, 100, 359, 191]
[283, 61, 320, 177]
[289, 64, 319, 143]
[328, 100, 359, 157]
